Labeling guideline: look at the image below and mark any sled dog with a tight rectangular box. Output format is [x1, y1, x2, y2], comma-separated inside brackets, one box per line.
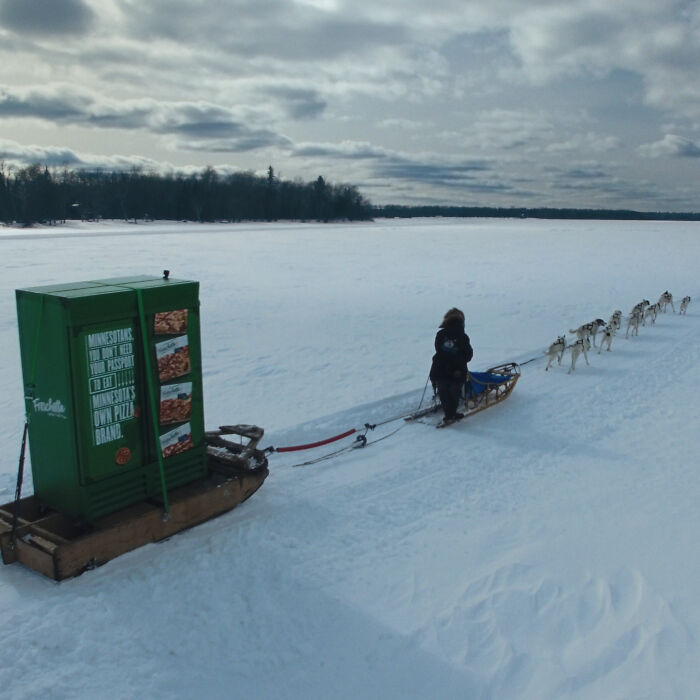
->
[569, 323, 592, 342]
[643, 304, 657, 326]
[625, 311, 642, 338]
[597, 325, 614, 353]
[631, 300, 650, 318]
[608, 311, 622, 334]
[545, 335, 566, 370]
[658, 291, 674, 313]
[568, 337, 591, 373]
[588, 318, 606, 346]
[680, 296, 691, 314]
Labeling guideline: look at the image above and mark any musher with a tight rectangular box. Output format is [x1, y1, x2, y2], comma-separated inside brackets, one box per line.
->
[429, 308, 473, 424]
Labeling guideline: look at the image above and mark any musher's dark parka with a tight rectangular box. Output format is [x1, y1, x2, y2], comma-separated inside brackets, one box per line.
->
[430, 308, 473, 420]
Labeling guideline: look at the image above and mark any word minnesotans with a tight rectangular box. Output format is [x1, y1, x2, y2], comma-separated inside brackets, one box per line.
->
[87, 328, 134, 348]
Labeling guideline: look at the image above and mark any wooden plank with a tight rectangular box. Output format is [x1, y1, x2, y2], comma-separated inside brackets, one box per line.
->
[53, 468, 267, 580]
[28, 512, 82, 540]
[218, 424, 264, 441]
[206, 436, 245, 453]
[13, 539, 57, 580]
[21, 523, 70, 546]
[0, 513, 32, 529]
[1, 526, 62, 566]
[26, 533, 60, 554]
[0, 511, 70, 565]
[0, 496, 45, 522]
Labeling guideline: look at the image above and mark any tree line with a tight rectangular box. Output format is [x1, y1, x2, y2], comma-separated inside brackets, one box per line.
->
[4, 163, 697, 226]
[374, 204, 700, 221]
[0, 164, 373, 226]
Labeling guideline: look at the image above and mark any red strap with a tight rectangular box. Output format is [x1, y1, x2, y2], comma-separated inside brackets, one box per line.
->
[275, 428, 357, 453]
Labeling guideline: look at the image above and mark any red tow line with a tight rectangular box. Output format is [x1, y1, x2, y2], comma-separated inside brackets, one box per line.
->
[273, 428, 358, 453]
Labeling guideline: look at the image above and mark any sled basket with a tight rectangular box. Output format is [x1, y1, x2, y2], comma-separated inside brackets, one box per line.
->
[406, 362, 520, 422]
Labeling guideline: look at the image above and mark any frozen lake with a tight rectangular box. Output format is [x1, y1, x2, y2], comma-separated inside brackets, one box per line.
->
[1, 217, 699, 699]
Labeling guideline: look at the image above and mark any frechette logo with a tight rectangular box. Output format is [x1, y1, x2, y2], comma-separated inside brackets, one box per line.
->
[32, 397, 67, 418]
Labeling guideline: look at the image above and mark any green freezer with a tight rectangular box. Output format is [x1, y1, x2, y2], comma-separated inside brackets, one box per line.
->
[16, 275, 206, 521]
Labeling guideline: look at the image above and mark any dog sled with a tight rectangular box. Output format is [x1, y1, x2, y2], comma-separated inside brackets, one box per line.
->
[0, 425, 268, 581]
[406, 362, 520, 424]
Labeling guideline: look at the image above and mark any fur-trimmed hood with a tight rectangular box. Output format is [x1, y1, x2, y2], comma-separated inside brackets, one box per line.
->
[439, 307, 465, 328]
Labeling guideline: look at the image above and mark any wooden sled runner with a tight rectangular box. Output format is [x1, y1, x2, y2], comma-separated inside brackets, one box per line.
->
[0, 425, 268, 581]
[406, 362, 521, 423]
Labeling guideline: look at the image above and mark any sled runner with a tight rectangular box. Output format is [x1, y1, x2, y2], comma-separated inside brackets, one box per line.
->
[406, 362, 520, 425]
[436, 415, 465, 428]
[0, 425, 268, 581]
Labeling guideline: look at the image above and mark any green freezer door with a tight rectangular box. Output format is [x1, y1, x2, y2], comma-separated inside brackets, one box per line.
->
[73, 320, 145, 482]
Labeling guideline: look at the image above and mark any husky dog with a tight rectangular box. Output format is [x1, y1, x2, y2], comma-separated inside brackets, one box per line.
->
[588, 318, 606, 346]
[643, 303, 658, 326]
[569, 323, 593, 342]
[625, 311, 642, 338]
[680, 296, 691, 314]
[568, 337, 591, 373]
[608, 310, 622, 334]
[545, 335, 566, 370]
[631, 300, 650, 317]
[658, 291, 675, 313]
[597, 325, 615, 353]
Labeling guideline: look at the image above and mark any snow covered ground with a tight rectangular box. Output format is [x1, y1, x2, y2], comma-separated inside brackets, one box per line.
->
[1, 217, 699, 699]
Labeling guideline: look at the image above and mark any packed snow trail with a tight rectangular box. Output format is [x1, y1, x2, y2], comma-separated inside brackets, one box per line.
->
[1, 219, 699, 700]
[264, 307, 700, 699]
[265, 296, 700, 465]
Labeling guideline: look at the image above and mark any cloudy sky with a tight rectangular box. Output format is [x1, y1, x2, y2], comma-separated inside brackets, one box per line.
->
[1, 0, 699, 210]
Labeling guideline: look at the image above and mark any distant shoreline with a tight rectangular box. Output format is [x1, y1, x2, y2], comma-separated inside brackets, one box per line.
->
[373, 205, 700, 222]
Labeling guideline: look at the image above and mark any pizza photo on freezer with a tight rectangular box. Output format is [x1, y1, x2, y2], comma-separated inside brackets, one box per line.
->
[154, 309, 188, 335]
[155, 335, 190, 381]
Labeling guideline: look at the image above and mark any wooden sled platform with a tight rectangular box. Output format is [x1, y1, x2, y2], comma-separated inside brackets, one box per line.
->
[406, 362, 521, 423]
[0, 425, 268, 581]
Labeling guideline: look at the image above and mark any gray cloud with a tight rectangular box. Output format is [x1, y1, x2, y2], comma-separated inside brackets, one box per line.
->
[468, 109, 557, 151]
[546, 133, 621, 154]
[639, 134, 700, 158]
[118, 0, 407, 61]
[0, 139, 83, 167]
[0, 0, 94, 36]
[175, 131, 292, 153]
[371, 158, 494, 190]
[292, 139, 499, 192]
[0, 137, 160, 170]
[540, 161, 673, 206]
[292, 141, 388, 160]
[261, 87, 327, 120]
[0, 137, 260, 174]
[551, 176, 664, 207]
[0, 84, 290, 152]
[560, 166, 610, 180]
[0, 86, 90, 121]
